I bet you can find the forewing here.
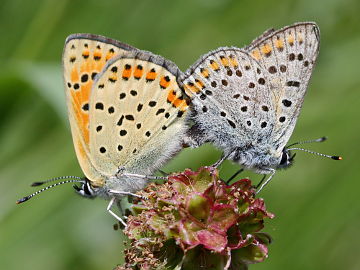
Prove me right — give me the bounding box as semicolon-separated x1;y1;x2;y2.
246;22;320;149
63;34;136;184
89;51;189;176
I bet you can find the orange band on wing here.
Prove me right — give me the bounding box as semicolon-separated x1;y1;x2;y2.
160;76;170;89
134;65;143;79
167;90;188;111
122;65;132;80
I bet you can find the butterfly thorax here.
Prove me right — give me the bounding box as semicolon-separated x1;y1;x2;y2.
231;145;283;174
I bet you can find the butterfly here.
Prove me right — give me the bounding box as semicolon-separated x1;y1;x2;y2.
17;34;189;224
182;22;340;192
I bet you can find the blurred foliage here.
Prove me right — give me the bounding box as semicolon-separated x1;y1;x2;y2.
0;0;359;269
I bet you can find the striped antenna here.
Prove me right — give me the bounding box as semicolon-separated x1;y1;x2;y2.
287;136;327;148
31;176;82;186
287;147;342;160
16;179;85;204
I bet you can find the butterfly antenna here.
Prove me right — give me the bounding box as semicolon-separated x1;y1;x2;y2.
286;147;342;160
31;176;82;186
16;179;85;204
287;136;327;148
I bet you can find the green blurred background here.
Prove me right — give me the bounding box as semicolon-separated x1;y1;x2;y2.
1;0;359;269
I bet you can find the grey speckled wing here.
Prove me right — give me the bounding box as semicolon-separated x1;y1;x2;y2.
182;22;320;173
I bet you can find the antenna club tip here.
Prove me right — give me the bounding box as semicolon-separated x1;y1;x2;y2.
332;156;342;160
31;182;44;187
16;197;29;204
320;136;327;142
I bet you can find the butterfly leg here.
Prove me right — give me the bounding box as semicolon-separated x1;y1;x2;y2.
107;197;127;227
255;169;276;194
255;174;267;189
108;189;144;198
122;172;167;181
212;148;238;168
226;168;245;185
116;166;167;181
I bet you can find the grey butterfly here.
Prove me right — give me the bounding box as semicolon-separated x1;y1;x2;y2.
182;22;339;192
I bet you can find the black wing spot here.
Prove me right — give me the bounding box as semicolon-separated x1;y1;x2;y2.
227;119;236;128
137;104;143;112
108;106;115;114
82;103;89;111
149;101;157;107
95;102;104;110
125;115;134;121
91;72;98;80
282;99;292;107
156;108;165;115
117;115;124;126
258;78;265;85
177;111;184;118
268;66;277;74
286;81;300;87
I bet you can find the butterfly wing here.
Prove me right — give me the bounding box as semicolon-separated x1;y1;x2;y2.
245;22;320;149
183;47;275;155
63;34;136;185
89;51;189;178
183;22;319;159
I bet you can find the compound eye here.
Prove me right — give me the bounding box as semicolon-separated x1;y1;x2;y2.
280;151;288;165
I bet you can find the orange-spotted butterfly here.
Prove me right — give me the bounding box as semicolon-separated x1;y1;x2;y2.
17;34;189;225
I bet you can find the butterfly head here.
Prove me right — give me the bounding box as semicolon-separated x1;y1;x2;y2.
73;178;97;198
276;148;295;169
